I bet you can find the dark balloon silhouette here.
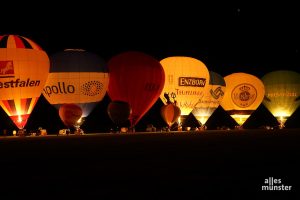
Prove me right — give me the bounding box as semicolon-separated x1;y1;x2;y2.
107;51;165;127
107;101;132;126
59;104;83;128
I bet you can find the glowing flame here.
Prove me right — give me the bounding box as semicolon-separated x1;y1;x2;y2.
17;115;22;123
178;116;181;125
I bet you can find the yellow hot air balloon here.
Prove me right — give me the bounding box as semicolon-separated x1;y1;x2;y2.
160;56;210;125
220;72;265;126
192;71;226;126
262;70;300;128
0;35;49;129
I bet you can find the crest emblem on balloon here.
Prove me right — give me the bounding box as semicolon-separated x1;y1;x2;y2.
220;72;265;127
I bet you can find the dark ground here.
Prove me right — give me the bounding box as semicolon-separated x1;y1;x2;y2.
0;129;299;199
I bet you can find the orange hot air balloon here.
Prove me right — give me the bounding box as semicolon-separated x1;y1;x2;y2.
0;35;50;129
59;104;83;128
107;51;165;128
220;72;265;126
160;104;181;128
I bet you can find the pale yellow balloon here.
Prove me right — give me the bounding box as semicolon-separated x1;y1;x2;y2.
160;56;210;119
220;72;265;126
192;71;226;125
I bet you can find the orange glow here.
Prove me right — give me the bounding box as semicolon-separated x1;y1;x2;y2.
160;57;210;116
0;35;49;129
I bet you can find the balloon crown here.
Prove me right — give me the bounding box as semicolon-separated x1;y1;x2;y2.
239;85;250;91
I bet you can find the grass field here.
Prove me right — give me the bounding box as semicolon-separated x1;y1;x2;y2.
1;129;299;199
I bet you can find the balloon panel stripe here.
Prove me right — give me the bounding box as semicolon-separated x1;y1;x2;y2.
7;100;17;115
28;97;38;114
20;98;32;114
0;101;11;116
24;37;42;50
18;36;33;49
13;35;26;48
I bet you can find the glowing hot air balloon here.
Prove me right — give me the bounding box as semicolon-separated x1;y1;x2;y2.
0;35;50;129
160;56;210;125
160;93;181;128
262;70;300;128
59;103;83;128
220;72;265;127
192;71;226;126
42;49;109;129
107;51;165;128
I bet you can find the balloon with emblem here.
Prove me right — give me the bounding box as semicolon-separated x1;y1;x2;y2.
107;51;165;128
159;56;210;124
42;49;109;128
0;35;50;129
220;72;265;126
59;103;83;128
262;70;300;129
192;71;226;126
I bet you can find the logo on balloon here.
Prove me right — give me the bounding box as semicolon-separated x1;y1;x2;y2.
210;87;224;99
0;60;14;78
43;82;75;97
179;77;206;87
232;84;257;108
81;81;103;96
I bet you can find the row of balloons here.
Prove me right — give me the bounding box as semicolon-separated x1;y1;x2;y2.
0;34;299;131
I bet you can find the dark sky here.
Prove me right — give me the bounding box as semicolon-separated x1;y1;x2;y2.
1;3;300;133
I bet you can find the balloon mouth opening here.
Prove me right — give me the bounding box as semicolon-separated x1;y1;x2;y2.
64;49;86;52
230;114;250;126
10;114;30;129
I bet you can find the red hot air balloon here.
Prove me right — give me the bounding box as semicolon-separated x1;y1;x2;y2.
107;51;165;127
59;103;83;128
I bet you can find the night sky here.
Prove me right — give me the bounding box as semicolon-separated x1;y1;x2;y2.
1;3;300;133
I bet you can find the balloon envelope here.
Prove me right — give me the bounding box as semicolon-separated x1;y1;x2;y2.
0;35;50;129
192;71;226;125
262;70;300;127
59;104;83;127
43;49;109;118
220;72;265;126
107;101;132;126
107;51;165;127
159;56;210;122
160;103;181;127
